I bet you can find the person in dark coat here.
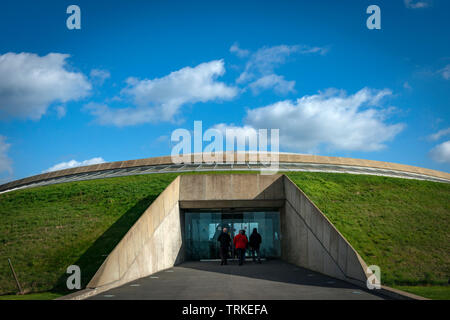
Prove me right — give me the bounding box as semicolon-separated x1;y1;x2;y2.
233;229;248;266
217;227;231;265
249;228;262;263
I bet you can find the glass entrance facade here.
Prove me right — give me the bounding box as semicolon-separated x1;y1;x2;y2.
184;210;281;260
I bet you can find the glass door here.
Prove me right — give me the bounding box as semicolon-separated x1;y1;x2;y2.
184;210;281;261
185;211;222;260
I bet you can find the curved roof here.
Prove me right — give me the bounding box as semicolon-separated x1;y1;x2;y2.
1;152;449;193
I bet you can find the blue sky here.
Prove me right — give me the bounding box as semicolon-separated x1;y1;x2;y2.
0;0;449;181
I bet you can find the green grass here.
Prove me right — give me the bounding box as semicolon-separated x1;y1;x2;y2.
0;173;179;296
393;285;450;300
0;292;62;300
287;173;450;286
287;172;450;299
0;171;448;299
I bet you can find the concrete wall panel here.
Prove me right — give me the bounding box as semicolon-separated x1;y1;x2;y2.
322;221;331;253
337;237;348;277
329;229;340;262
306;229;325;274
346;249;368;282
323;252;345;281
282;175;369;287
179;174;284;202
118;241;128;279
126;232;135;267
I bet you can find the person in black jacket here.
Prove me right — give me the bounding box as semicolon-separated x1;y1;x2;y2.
249;228;262;263
217;227;231;265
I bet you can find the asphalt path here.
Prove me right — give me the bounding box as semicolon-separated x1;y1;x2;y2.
89;259;387;300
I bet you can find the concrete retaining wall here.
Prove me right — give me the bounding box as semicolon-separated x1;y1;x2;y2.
179;173;285;203
86;173;371;293
87;176;182;289
281;175;369;287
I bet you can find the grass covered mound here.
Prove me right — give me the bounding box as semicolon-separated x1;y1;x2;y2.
0;171;448;299
287;172;450;288
0;173;178;295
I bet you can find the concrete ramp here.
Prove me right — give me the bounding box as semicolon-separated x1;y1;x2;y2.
86;174;373;295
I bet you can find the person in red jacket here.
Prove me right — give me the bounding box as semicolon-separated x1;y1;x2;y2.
233;229;248;266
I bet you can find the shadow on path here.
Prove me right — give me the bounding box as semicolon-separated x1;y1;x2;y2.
88;260;389;300
177;260;389;299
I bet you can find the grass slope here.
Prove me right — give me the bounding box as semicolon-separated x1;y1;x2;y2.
393;285;450;300
0;173;178;296
287;172;449;299
0;171;448;299
287;172;449;285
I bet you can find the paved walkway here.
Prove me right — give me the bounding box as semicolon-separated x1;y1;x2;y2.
89;260;387;300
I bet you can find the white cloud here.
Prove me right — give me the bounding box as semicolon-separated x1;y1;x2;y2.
404;0;431;9
248;74;295;95
428;127;450;141
230;43;250;58
0;136;12;176
238;44;327;82
212;124;259;151
90;69;111;85
214;88;404;153
0;52;91;120
438;64;450;80
213;123;258;138
86;60;238;126
429;140;450;164
43;157;105;173
235;44;327;94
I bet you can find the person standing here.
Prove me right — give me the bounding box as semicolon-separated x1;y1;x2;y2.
233;230;248;266
217;227;231;265
249;228;262;263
